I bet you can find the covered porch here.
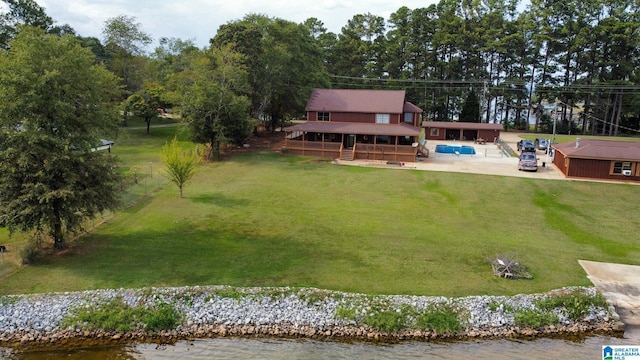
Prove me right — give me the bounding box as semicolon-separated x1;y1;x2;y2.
283;122;423;162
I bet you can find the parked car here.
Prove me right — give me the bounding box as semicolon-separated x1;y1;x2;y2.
518;151;538;172
534;138;549;152
517;140;536;152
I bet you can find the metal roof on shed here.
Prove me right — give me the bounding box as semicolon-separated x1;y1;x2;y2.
422;121;503;130
553;139;640;161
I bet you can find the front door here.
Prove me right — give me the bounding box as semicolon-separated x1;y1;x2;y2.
347;134;355;148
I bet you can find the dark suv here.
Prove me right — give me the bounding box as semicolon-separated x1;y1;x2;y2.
534;138;549;152
517;140;535;152
518;151;538;172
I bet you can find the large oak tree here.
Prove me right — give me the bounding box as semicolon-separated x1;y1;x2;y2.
212;15;329;128
171;44;251;161
0;27;122;249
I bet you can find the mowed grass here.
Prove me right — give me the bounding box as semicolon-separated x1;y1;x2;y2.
1;130;639;297
520;133;640;144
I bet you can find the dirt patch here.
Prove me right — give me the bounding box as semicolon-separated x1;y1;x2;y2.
225;129;286;156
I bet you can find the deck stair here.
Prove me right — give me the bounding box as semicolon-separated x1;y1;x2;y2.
340;149;354;161
417;141;429;158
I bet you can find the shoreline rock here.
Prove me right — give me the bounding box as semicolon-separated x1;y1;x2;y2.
0;285;625;352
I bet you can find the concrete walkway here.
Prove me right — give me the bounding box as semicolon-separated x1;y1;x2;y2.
579;260;640;326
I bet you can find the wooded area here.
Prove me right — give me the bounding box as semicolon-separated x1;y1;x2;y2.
3;0;638;137
310;0;640;135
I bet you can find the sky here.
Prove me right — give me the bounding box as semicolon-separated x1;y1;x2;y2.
33;0;440;50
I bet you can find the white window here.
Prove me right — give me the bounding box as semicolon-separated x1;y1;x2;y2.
404;113;413;123
611;161;634;175
375;114;390;124
318;112;330;121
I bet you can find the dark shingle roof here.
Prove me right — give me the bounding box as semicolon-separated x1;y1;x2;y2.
403;102;423;113
553;139;640;161
306;89;410;114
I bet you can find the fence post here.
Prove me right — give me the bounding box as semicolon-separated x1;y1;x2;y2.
1;252;6;276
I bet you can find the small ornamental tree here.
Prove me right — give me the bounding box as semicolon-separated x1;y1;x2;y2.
161;137;200;198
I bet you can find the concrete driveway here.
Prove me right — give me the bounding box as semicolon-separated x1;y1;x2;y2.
338;132;565;180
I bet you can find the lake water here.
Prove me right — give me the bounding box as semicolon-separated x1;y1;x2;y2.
4;327;640;360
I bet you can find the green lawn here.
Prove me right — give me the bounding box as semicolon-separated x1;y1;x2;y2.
1;129;639;297
519;133;640;144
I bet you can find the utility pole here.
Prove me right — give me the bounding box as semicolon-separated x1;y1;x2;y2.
552;103;558;145
543;104;559;169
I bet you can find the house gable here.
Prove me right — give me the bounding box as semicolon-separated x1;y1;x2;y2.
305;89;422;125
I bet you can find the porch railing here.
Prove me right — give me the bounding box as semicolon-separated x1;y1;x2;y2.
284;139;417;161
285;139;341;150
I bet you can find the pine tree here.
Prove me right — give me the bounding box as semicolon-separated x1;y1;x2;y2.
460;89;481;123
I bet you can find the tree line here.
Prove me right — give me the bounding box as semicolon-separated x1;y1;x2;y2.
4;0;639;137
311;0;639;136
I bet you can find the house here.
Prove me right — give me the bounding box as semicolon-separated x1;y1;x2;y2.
552;139;640;182
283;89;423;162
422;121;502;142
92;139;115;152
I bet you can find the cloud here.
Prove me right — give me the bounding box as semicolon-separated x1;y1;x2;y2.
35;0;438;49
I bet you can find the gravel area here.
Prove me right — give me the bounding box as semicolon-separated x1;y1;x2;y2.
0;285;623;350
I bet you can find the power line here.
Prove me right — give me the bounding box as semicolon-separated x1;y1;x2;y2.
555;100;640;134
585;113;640;134
329;74;640;93
329;82;640;100
330;74;487;84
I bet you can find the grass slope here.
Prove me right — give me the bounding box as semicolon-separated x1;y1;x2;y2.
1;130;639;297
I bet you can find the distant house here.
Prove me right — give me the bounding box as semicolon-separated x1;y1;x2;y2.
284;89;423;162
422;121;502;142
92;139;114;152
552;139;640;182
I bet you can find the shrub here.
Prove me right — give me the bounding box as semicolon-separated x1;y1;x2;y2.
363;309;407;332
338;303;464;333
535;290;608;320
487;300;514;313
335;305;357;322
20;242;42;265
62;297;183;332
514;309;558;327
143;302;183;331
20;232;47;264
63;297;140;332
414;304;464;333
297;288;333;305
